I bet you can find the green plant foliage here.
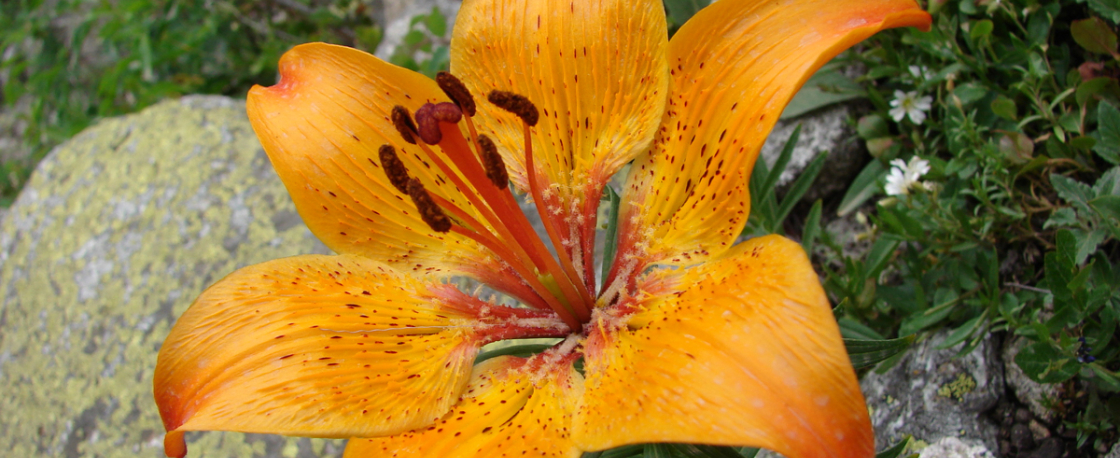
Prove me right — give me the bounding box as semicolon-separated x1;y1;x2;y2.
798;0;1120;446
0;0;383;206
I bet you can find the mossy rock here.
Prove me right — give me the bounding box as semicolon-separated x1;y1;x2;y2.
0;96;344;457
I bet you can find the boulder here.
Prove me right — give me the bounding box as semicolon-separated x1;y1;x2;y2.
0;96;338;457
862;330;1005;452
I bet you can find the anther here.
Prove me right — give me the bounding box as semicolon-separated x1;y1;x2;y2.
413;104;442;145
406;178;452;233
436;72;476;116
391;106;418;145
378;145;411;194
487;91;539;126
477;134;508;190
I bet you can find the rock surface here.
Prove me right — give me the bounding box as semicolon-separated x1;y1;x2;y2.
0;96;337;457
919;437;997;458
862;330;1005;452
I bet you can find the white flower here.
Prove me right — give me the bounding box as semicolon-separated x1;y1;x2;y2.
889;90;933;124
908;65;930;80
884;156;931;196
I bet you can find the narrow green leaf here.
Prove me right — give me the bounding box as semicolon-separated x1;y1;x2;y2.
475;339;561;363
593;445;646;458
668;444;746;458
839;317;887;340
664;0;711;27
801;199;823;254
774;150;826;229
760;125;802;204
782;69;865;119
937;313;987;350
601;185;622;283
838;160;886;216
876;437;912;458
845;335;916;369
644;443;677;458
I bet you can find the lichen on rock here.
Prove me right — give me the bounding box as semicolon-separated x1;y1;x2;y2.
0;96;339;457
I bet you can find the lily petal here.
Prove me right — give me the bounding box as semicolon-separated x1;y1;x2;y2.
155;254;567;457
248;43;492;275
451;0;669;280
575;236;872;458
344;354;584;458
614;0;931;270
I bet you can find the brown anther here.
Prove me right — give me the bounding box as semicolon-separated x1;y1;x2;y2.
406;178;452;233
413;103;442;145
487;91;539;126
378;145;411;194
477;134;508;190
391;106;418;145
436;72;476;116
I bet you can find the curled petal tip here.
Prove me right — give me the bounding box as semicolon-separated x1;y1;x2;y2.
164;430;187;458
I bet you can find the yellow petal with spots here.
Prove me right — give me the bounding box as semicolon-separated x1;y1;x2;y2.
344;354;584;458
450;0;669;278
155;254;567;457
575;236;872;458
615;0;931;268
248;43;491;275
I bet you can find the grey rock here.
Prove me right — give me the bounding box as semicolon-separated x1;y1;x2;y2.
0;96;336;457
374;0;459;60
760;104;864;202
862;330;1004;452
1104;441;1120;458
1004;336;1062;423
918;437;996;458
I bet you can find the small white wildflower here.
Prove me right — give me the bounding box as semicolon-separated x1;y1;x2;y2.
889;90;933;125
908;65;930;80
884;156;931;196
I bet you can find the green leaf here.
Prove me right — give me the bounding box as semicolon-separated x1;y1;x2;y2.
876;437;912;458
475;338;561;363
1015;341;1080;384
845;335;916;369
601;185;622;283
839;317;886;340
1051;174;1095;213
667;444;746;458
953;82;988;106
1076;228;1108;265
1093;102;1120;164
760;125;802;204
1071;17;1118;56
937;313;986;349
1088;0;1120;23
802;199;822;254
838;160;886;216
970;19;994;40
991;96;1018;121
644;443;677;458
664;0;711;28
591;445;645;458
1043;207;1078;229
782;68;865;119
774;150;826;229
1089;364;1120;392
1093;166;1120;196
424;6;447;37
1077;77;1120;108
1091;195;1120;223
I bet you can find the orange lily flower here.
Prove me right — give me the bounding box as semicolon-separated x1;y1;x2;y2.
153;0;930;457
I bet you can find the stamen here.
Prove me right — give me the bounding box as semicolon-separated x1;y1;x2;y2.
390;106;419;145
436;72;476;116
406;178;452;233
487;91;539;126
476;134;508;190
413;104;442;144
378;144;411;194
